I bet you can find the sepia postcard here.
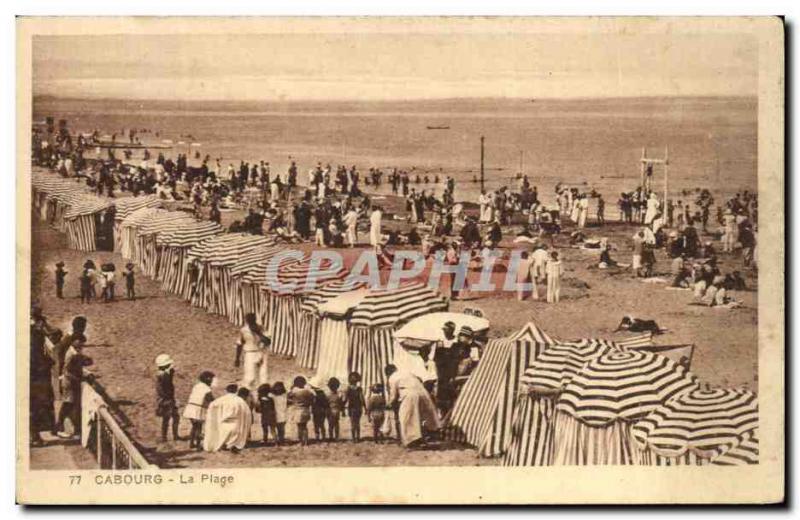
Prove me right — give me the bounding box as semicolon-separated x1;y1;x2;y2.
16;16;784;505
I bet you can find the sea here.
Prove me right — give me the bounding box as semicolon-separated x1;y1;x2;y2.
32;96;757;206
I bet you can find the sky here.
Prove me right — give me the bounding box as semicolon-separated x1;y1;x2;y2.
32;32;758;101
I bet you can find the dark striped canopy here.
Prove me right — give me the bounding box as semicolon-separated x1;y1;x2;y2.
156;220;225;248
228;244;287;282
112;195;162;221
632;387;758;459
63;196;112;219
347;283;448;328
186;233;274;266
300;279;368;314
272;255;348;295
556;350;698;427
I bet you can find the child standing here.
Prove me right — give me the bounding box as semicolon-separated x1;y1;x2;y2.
367;384;387;443
310;379;330;442
326;378;344;441
79;264;93;304
287;376;314;446
155;354;180;442
183;370;215;450
55;261;67;299
344;372;366;443
271;381;287;445
546;251;563;303
122;263;136;300
257;383;277;445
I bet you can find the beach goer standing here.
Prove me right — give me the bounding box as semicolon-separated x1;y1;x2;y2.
56;334;92;439
234;313;270;390
545;251;563;303
344;372;366;443
122;263;136;300
30;306;57;444
155;354;180;442
369;206;383;250
578;195;589;228
55;261;67;299
531;245;549;284
310;378;329;442
515;251;534;301
367;384;387;443
343;207;359;248
325;378;344;441
257;383;277;445
272;381;288;444
722;209;738;253
287;376;314;446
632;231;645;277
183;370;215;450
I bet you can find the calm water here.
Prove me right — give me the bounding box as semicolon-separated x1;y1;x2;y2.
33;96;757;205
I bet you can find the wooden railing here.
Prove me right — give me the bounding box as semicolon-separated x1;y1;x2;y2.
82;382;156;470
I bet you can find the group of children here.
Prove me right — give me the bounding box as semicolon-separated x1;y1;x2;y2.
54;260;136;303
176;369;392;452
259;372;389;446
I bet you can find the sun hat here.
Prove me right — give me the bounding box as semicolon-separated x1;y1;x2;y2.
155;353;174;368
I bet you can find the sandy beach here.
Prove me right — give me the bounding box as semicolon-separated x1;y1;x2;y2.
29;176;757;469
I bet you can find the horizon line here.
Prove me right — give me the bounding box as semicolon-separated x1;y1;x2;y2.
32;93;758;105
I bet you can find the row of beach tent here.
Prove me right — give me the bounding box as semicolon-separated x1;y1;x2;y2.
32;168;758;465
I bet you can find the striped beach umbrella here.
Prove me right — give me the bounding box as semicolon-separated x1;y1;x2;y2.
348;283;448;329
632;387;758;464
710;429;759;466
503;338;626;467
552;350;698;465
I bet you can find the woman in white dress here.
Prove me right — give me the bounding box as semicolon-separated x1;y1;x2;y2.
234;313;270;390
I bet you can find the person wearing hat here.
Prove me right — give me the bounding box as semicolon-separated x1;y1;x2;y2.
154;354;180;442
54;261;67;299
433;322;462;416
122;263;136;300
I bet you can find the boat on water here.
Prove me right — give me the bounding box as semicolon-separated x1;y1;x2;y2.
91;141;173;150
426;125;450;130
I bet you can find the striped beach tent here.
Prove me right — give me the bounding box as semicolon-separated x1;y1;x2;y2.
227;244;287;326
632;387;758;466
447;320;556;457
314;283;448;392
186;233;274;316
112;195;162;252
63;196;113;251
553;350;698;465
264;256;349;358
119;207;168;261
136;212;197;278
156;220;225;298
502;335;652;467
295;279;366;369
